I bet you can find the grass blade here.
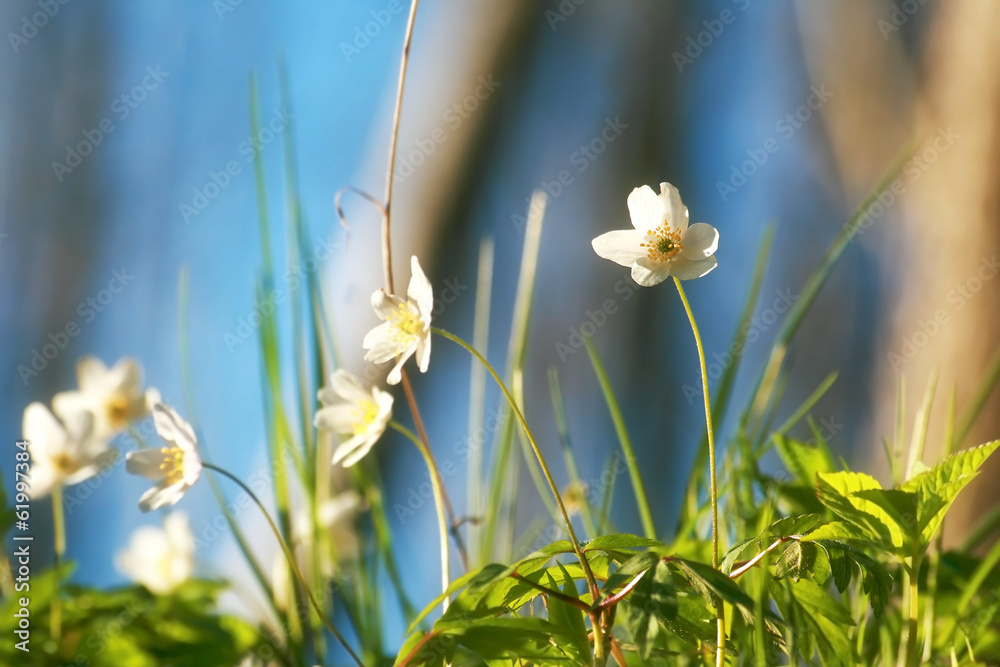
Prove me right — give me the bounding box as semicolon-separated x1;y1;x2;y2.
467;237;494;564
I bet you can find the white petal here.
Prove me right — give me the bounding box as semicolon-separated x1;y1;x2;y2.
152;404;197;452
631;259;671;287
371;289;403;320
164;512;194;554
126;448;169;479
314;404;360;433
669;255;718;281
319;493;361;527
331;433;374;467
680;223;718;259
23;403;66;458
51;391;90;425
363;338;404;366
181;451;202;485
627;185;666;231
658;182;689;233
329;370;369;404
138;480;188;512
65;449;118;485
109;357;142;396
591;230;645;267
415;333;431;373
76;356;110;392
27;463;60;499
407;256;434;318
386;350;414;385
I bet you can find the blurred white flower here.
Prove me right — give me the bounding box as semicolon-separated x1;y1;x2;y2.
592;182;719;286
52;356;155;440
125;403;202;512
116;512;194;595
362;256;433;385
23;402;116;499
315;370;393;467
275;492;364;609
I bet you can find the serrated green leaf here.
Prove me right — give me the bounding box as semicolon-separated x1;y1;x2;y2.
624;559;677;659
774;541;831;584
674;559;754;611
815;472;907;550
407;563;513;635
775;436;836;487
433;616;587;663
788;579;852;625
902;440;1000;546
768;514;822;538
721;537;759;576
812;540;893;617
542;564;590;660
582;534;666;552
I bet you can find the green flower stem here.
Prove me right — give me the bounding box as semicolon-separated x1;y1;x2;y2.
672;277;724;667
904;554;922;667
389;420;451;610
202;463;362;667
432;326;605;662
51;487;64;641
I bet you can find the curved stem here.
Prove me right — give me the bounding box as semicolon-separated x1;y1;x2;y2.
672;278;725;666
381;0;421;294
431;329;600;604
389;420;451;609
51;487;64;640
202;463;362;667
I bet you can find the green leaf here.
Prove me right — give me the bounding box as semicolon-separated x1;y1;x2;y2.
787;579;852;626
624;558;677;660
773;541;831;584
433;616;587;664
812;540;893;617
721;537;759;576
674;559;754;611
582;533;666;552
407;564;512;635
767;514;822;539
542;564;590;660
901;440;1000;546
815;472;907;550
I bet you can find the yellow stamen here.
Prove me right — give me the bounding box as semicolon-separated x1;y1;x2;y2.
387;303;422;345
640;221;683;263
352;399;380;436
158;446;186;485
106;394;132;430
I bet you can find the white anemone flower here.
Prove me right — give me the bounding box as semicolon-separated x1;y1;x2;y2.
314;370;393;467
125;403;202;512
23;402;116;499
362;256;433;385
116;512;194;595
52;356;154;440
592;182;719;286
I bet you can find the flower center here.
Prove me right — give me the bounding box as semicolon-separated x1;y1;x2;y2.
159;446;186;485
640;223;683;263
387;303;422;344
106;394;131;430
53;452;77;474
352;399;380;436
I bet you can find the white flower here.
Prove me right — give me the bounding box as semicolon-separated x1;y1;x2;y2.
116;512;194;595
22;402;116;499
125;403;202;512
314;370;393;467
52;356;154;440
362;256;433;385
592;182;719;286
